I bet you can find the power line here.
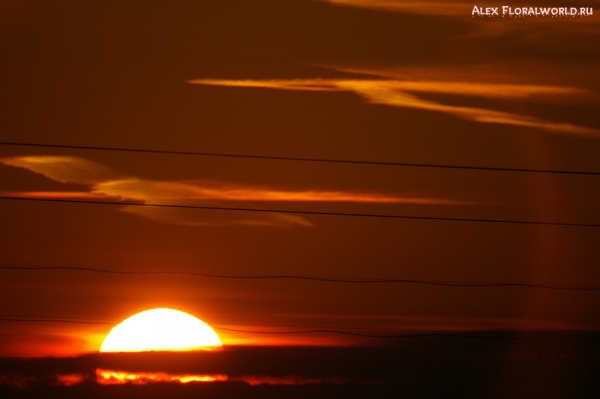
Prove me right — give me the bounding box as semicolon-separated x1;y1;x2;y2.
0;316;597;344
1;196;599;228
0;316;600;344
0;140;598;176
2;264;600;291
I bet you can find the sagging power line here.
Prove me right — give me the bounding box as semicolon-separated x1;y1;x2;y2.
1;140;599;176
1;195;599;228
0;316;598;344
2;263;600;291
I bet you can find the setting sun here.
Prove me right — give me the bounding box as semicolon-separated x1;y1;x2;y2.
99;308;222;352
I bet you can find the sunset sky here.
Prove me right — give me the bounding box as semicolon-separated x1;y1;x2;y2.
1;1;599;393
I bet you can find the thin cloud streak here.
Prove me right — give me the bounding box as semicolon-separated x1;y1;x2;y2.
97;370;227;385
335;63;600;91
1;155;122;184
193;78;587;99
332;71;590;100
94;179;468;205
189;78;600;137
0;156;471;227
0;370;362;388
0;191;115;200
1;188;466;206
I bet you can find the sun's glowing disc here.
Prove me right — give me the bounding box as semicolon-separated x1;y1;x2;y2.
99;308;222;352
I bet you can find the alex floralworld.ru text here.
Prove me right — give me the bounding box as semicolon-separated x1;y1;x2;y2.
472;6;593;17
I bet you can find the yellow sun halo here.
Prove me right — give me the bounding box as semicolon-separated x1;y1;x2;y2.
99;308;222;352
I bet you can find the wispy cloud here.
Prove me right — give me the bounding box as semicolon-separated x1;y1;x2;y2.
192;77;586;99
0;156;469;227
97;369;227;385
0;369;366;389
94;178;461;205
96;369;353;386
1;156;122;185
189;77;599;137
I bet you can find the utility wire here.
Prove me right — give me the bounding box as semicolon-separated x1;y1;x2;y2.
1;316;597;344
0;140;598;176
1;196;599;228
2;264;600;291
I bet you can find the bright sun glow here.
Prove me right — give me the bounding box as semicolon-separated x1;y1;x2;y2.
99;308;222;352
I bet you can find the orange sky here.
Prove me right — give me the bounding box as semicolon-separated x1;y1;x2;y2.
0;0;599;357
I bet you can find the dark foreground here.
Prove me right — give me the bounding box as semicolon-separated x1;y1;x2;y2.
1;332;600;398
